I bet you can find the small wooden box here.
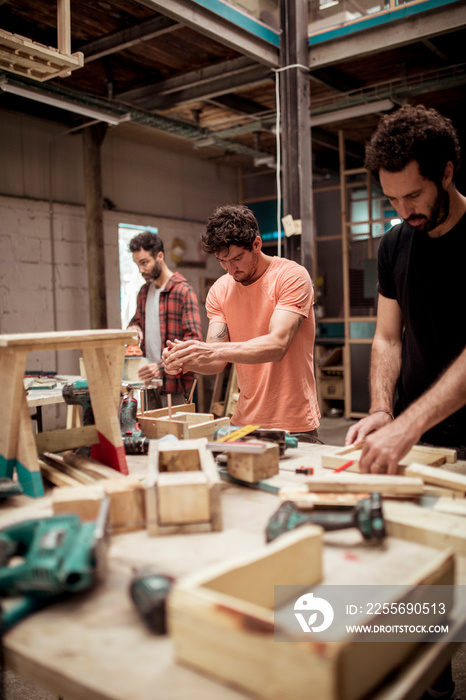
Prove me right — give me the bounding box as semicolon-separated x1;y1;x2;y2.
169;529;454;700
227;442;279;482
145;438;223;535
138;404;230;440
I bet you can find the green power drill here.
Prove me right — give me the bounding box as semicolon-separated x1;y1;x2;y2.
266;494;386;544
0;498;109;630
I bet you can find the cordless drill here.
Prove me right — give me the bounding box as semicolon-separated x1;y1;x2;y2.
120;393;150;455
62;379;94;425
63;381;149;455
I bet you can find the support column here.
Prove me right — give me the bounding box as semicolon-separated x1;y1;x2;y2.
83;123;108;329
279;0;314;272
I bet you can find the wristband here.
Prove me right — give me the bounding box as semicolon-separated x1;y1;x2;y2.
369;408;394;421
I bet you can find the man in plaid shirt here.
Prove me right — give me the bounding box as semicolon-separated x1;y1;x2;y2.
127;231;202;407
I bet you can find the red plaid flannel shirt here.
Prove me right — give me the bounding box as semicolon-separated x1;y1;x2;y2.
128;272;202;396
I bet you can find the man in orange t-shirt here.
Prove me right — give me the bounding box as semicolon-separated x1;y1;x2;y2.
162;204;320;436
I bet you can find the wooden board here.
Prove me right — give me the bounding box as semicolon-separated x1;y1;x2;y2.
384;499;466;555
321;443;457;473
405;463;466;494
279;472;425;496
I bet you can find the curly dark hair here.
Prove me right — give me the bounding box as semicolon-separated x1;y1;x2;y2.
365;105;461;184
201;204;260;255
128;231;164;257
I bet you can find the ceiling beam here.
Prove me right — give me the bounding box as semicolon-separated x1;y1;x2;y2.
309;3;465;70
136;0;279;67
118;56;271;108
80;15;179;62
207;93;266;115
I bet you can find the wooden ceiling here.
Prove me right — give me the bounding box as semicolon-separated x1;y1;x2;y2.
1;0;466;179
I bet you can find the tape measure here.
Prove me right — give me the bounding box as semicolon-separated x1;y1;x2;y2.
215;424;261;443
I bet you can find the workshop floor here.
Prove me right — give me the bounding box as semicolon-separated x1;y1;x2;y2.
3;416;466;699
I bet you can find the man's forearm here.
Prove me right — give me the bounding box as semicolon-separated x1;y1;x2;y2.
369;336;402;413
175;337;285;376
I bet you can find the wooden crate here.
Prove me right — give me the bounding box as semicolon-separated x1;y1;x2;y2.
145;438;223;535
169;527;454;700
138;404;229;440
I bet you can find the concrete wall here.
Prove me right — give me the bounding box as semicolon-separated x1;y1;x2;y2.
0;109;237;425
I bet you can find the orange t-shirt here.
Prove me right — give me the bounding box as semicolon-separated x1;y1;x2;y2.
206;256;320;432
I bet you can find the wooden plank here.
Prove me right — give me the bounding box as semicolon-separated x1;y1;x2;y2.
405;463;466;493
39;460;82;488
321;444;457;472
82;345;128;474
57;0;71;55
59;452;126;481
0;348;27;469
187;417;230;440
0;330;137;351
384;499;466;555
40;452;99;486
36;425;99;453
281;473;424;495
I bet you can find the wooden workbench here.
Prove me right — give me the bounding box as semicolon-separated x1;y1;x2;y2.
1;443;465;700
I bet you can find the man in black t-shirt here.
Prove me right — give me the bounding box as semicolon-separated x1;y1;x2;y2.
346;105;466;474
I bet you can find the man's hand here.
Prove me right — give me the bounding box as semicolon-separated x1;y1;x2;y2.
163;338;222;374
356;415;422;474
345;412;392;446
138;361;161;383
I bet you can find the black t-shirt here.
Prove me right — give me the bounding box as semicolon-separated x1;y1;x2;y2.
377;213;466;446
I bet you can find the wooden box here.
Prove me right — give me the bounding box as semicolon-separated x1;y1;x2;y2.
227;442;279;482
145;438;223;535
138;404;230;440
169;527;455;700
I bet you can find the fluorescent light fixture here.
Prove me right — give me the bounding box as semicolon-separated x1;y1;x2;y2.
390;218;402;226
194;136;217;148
254;155;276;168
310;99;395;127
0;78;128;125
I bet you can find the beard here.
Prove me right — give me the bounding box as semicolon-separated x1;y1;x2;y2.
236;249;260;285
146;261;162;281
407;186;450;233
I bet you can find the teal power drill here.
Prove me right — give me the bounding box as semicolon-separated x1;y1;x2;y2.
0;499;109;630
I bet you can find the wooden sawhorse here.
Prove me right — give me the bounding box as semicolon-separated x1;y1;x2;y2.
0;330;137;497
